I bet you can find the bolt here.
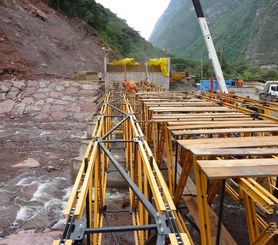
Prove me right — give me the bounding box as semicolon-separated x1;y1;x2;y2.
158;220;162;226
79;223;83;231
160;228;164;234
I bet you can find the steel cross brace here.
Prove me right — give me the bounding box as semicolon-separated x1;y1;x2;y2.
99;142;170;243
105;102;129;116
69;218;158;242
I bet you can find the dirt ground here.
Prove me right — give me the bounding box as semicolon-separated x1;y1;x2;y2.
0;0;107;81
0;27;37;81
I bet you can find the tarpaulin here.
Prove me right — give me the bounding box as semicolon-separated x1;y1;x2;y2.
199;80;233;90
108;58;140;65
146;58;169;77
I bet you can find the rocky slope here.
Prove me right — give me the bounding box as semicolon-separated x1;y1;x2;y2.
149;0;278;66
0;0;106;80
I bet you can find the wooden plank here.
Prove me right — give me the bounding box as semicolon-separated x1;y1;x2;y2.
180;233;192;244
140;98;202;102
178;136;278;146
152;113;248;119
183;196;237;245
198;158;278;178
202;165;278;179
168;120;274;126
137;94;187;98
152;117;253;123
149;107;235;112
190;147;278;156
168;123;277;131
168;234;179;244
172;126;278;136
144;102;215;107
178;136;278;150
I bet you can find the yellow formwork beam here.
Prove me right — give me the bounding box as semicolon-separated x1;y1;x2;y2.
194;157;212;245
198;91;278;122
252;222;278;245
138;89;278;245
236;178;277;214
55;87;192;245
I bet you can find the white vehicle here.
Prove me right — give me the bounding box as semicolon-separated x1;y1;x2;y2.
259;81;278;101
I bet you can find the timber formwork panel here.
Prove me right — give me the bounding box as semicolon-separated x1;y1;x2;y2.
137;90;278;244
55;88;278;245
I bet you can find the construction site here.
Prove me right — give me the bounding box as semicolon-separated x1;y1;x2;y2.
46;72;277;245
51;1;278;243
0;0;277;245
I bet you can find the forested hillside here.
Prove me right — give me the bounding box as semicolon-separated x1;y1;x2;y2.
43;0;165;63
149;0;278;67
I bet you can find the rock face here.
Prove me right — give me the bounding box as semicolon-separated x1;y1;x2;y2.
0;0;106;80
0;79;104;121
1;230;61;245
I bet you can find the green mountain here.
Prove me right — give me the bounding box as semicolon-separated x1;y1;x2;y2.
149;0;278;66
43;0;166;63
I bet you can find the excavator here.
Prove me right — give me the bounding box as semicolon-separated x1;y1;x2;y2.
192;0;228;93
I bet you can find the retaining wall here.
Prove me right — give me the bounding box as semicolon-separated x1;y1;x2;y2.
0;80;104;121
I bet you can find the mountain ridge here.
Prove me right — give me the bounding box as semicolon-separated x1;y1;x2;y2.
149;0;278;67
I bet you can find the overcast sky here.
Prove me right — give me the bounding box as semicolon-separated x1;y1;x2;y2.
95;0;171;40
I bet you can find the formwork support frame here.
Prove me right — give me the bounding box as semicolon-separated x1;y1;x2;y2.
54;88;191;245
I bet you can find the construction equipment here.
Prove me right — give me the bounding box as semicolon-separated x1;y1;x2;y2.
192;0;228;93
259;81;278;102
171;72;189;81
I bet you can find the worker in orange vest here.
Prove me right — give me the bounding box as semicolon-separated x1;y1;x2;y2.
237;79;244;87
123;80;137;92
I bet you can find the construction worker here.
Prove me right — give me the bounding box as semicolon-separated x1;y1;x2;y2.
123;80;137;92
237;79;244;87
139;78;149;86
98;72;102;81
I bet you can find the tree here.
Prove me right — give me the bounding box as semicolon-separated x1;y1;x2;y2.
242;71;256;80
259;69;278;80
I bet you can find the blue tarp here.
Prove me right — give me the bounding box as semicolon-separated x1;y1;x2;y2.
199;80;233;90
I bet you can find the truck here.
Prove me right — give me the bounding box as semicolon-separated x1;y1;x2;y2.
259;81;278;102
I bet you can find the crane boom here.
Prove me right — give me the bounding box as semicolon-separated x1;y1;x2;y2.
192;0;228;93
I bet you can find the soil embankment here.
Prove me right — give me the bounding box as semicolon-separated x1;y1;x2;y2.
0;0;105;81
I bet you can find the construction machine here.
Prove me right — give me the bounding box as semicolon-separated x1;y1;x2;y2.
259;81;278;102
192;0;228;93
171;71;189;81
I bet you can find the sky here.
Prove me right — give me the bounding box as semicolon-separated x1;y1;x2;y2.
95;0;171;40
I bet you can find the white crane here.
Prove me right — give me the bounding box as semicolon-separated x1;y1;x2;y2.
192;0;228;93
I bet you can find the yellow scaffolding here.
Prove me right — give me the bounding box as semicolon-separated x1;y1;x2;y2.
54;88;278;245
54;84;191;245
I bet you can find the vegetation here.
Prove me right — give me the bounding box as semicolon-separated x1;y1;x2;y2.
189;58;278;82
43;0;278;82
150;0;278;66
43;0;166;62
